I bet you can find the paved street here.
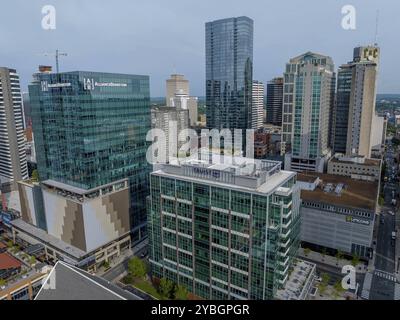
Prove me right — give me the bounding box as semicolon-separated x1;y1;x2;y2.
369;140;399;300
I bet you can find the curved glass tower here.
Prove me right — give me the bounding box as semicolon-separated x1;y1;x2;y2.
205;16;253;132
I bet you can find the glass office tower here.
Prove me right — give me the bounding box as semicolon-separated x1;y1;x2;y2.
148;159;300;300
332;64;353;154
205;16;253;132
28;71;151;241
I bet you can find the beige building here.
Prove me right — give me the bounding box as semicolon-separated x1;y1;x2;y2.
327;155;381;182
0;67;28;192
151;106;189;162
169;89;198;127
166;74;198;126
251;80;264;130
346;46;380;158
166;74;189;106
13;179;132;270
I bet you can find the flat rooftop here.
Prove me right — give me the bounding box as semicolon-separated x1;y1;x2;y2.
154;156;295;195
298;172;378;210
35;261;140;300
330;156;381;166
276;259;316;300
10;219;86;260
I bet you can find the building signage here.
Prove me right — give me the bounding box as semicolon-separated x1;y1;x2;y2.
41;81;72;91
83;78;127;90
192;167;221;179
346;215;370;226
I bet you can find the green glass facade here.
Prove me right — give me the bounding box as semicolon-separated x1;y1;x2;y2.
28;71;151;239
148;163;300;300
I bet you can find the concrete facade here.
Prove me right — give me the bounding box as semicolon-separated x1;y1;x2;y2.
0;67;28;191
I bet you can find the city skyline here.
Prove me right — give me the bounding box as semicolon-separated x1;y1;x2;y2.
0;0;398;96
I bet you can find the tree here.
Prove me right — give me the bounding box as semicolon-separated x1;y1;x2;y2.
128;257;147;279
31;169;39;182
351;254;360;267
174;284;188;300
29;256;36;265
378;196;385;206
335;250;344;265
304;248;311;257
103;260;110;269
0;279;6;287
159;277;174;299
321;273;330;286
6;240;13;248
333;280;345;299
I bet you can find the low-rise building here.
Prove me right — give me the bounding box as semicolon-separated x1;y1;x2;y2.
327;155;381;182
298;172;378;260
0;251;22;279
0;270;49;300
13;179;132;271
35;261;140;300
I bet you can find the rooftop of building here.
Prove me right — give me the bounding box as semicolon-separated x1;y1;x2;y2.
153;155;295;195
35;261;140;300
329;155;381;166
276;259;316;300
40;178;128;203
10;219;86;260
298;172;378;210
0;252;22;270
0;270;48;299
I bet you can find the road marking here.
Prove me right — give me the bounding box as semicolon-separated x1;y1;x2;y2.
375;253;395;264
361;272;373;300
374;269;397;282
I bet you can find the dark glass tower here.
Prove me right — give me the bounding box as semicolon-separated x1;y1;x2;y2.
28;71;151;241
332;64;352;154
266;77;283;126
205;16;253;132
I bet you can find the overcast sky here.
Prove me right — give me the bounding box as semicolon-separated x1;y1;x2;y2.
0;0;398;96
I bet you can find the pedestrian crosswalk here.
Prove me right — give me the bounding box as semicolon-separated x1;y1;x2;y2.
374;269;397;282
361;272;373;300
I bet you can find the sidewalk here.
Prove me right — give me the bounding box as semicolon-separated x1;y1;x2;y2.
298;248;367;273
96;238;148;277
395;211;400;282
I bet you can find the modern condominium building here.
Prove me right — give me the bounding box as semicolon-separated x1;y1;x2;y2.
281;52;336;173
266;77;283;126
28;71;151;241
205;16;253;132
147;157;300;300
251;81;264;130
0;67;28;192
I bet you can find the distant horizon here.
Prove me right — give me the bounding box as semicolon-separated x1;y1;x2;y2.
1;0;399;96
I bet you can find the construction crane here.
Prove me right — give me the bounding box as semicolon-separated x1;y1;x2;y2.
42;49;68;73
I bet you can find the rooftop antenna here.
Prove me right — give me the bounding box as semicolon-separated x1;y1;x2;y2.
374;9;379;46
42;49;68;73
